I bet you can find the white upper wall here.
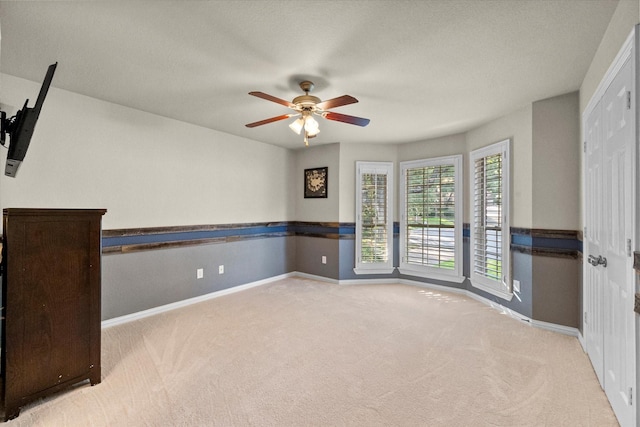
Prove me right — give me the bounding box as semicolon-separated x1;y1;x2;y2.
0;73;295;230
466;104;533;227
338;143;399;223
532;92;580;230
397;133;467;163
294;143;340;222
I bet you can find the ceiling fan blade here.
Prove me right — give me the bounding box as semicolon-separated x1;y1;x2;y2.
245;114;295;128
249;91;295;108
323;111;370;127
316;95;358;110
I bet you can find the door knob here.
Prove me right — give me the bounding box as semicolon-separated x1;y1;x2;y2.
588;254;607;267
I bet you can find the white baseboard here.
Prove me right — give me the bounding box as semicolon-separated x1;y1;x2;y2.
530;318;579;338
294;272;340;284
464;289;580;337
285;273;579;337
578;332;587;351
101;272;296;329
102;271;579;338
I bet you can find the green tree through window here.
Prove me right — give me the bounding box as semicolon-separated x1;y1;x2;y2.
361;173;388;263
470;139;511;299
405;164;456;269
400;155;463;282
355;161;394;275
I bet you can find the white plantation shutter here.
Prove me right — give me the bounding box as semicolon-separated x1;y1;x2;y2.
355;162;394;274
399;155;463;282
360;172;388;263
470;140;511;299
473;154;502;280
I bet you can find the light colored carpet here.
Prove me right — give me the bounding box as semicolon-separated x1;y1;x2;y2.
8;277;617;426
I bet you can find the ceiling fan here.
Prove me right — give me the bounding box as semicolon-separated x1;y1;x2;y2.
245;81;370;146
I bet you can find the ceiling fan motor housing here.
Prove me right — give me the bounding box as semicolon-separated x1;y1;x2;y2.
292;94;321;110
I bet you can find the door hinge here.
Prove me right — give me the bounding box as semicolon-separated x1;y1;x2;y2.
584;311;587;325
583;141;587;153
583;227;587;239
627;91;632;110
627;239;632;257
630;387;633;406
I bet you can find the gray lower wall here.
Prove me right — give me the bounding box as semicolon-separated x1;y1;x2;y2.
465;250;534;320
294;236;340;280
102;236;296;320
531;256;580;327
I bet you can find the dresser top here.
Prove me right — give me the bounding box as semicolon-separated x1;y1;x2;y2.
3;208;106;216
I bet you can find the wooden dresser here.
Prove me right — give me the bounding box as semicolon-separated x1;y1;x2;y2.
0;208;106;421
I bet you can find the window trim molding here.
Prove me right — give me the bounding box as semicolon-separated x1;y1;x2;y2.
354;161;395;275
469;139;512;301
399;154;464;283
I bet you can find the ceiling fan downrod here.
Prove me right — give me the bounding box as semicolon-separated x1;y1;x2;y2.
292;81;321;110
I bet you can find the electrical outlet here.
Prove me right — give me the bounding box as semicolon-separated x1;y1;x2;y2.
218;265;224;275
321;256;327;264
197;268;204;279
513;279;520;293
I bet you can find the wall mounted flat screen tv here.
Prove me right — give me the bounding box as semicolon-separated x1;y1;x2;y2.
1;62;57;177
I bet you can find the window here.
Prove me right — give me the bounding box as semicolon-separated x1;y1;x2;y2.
470;139;511;300
399;155;463;282
354;162;394;274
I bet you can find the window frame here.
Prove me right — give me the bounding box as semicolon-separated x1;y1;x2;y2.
354;161;395;275
398;155;464;282
469;139;512;300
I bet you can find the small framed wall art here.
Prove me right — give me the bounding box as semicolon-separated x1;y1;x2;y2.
304;167;328;198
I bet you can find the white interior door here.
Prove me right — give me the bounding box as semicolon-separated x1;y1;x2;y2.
601;56;635;427
585;100;604;386
585;56;636;427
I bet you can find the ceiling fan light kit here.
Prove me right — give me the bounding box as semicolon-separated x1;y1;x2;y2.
246;80;370;146
288;117;304;134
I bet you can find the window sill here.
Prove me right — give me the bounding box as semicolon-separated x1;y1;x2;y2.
398;268;465;283
353;267;396;275
470;279;514;301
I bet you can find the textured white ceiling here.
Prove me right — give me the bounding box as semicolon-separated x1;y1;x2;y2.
0;0;618;149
